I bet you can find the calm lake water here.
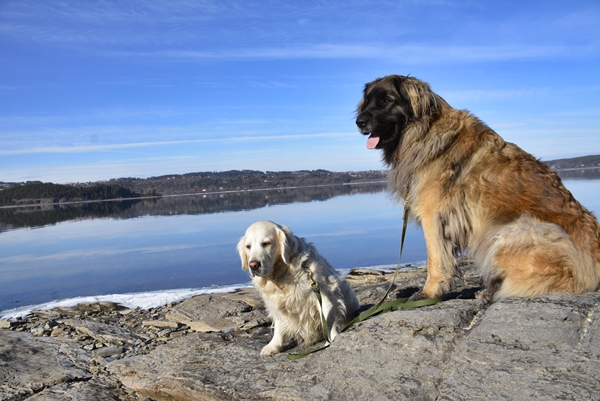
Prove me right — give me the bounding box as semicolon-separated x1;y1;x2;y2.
1;177;599;315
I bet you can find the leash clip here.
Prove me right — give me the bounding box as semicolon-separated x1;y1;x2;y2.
305;266;319;292
301;259;319;291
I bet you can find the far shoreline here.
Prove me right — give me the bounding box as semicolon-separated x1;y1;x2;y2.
0;179;387;210
3;166;600;210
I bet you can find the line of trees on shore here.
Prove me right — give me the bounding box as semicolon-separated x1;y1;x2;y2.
0;170;388;205
544;154;600;170
107;169;388;197
0;183;140;206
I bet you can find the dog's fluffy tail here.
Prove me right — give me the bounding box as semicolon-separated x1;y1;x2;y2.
479;214;600;300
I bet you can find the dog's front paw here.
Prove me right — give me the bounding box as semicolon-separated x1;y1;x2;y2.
328;327;340;343
408;291;434;302
260;343;282;357
476;288;495;305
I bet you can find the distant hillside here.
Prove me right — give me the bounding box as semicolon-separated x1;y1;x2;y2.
0;183;140;206
0;170;387;206
544;154;600;170
107;169;388;196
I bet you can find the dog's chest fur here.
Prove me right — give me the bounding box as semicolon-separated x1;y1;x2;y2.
253;268;317;316
253;265;322;344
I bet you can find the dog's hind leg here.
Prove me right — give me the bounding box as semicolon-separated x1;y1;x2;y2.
481;215;589;300
319;290;342;342
322;294;340;341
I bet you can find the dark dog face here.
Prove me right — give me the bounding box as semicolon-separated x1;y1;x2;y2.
356;75;439;164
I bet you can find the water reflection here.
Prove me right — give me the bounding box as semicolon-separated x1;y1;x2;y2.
0;182;386;232
556;168;600;181
0;200;141;232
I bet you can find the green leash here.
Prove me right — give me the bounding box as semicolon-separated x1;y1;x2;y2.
288;197;442;361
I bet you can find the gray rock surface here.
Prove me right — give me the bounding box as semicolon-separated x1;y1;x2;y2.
165;288;268;332
438;295;600;401
0;330;91;399
1;265;599;401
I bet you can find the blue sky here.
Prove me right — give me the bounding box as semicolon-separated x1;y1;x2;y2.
1;0;599;184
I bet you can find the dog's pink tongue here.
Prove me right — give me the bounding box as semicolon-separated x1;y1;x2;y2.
366;136;380;150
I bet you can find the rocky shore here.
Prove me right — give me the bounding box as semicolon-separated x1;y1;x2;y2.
1;263;599;401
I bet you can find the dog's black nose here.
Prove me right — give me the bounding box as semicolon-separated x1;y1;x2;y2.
356;114;369;130
249;260;261;270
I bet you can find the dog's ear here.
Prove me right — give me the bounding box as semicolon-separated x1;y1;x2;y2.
357;98;365;114
392;76;438;121
277;225;297;265
356;82;372;114
236;236;249;270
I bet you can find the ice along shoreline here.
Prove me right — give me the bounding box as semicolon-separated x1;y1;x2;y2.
0;262;425;320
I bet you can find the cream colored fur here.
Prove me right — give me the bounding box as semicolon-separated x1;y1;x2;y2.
237;220;359;356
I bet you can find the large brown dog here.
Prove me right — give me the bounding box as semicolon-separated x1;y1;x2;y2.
356;75;600;301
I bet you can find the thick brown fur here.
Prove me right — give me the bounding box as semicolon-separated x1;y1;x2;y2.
356;75;600;301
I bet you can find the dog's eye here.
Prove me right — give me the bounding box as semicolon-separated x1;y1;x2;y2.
382;97;393;104
245;245;251;250
261;242;271;248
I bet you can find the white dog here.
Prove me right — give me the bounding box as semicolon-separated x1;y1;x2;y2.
237;220;359;356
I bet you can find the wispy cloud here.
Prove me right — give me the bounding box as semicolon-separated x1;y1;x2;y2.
443;84;600;103
0;132;350;155
443;88;551;102
0;1;232;45
0;138;382;183
118;43;595;64
4;1;598;64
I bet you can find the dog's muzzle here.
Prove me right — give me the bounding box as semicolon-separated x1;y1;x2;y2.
249;260;262;276
355;113;372;134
